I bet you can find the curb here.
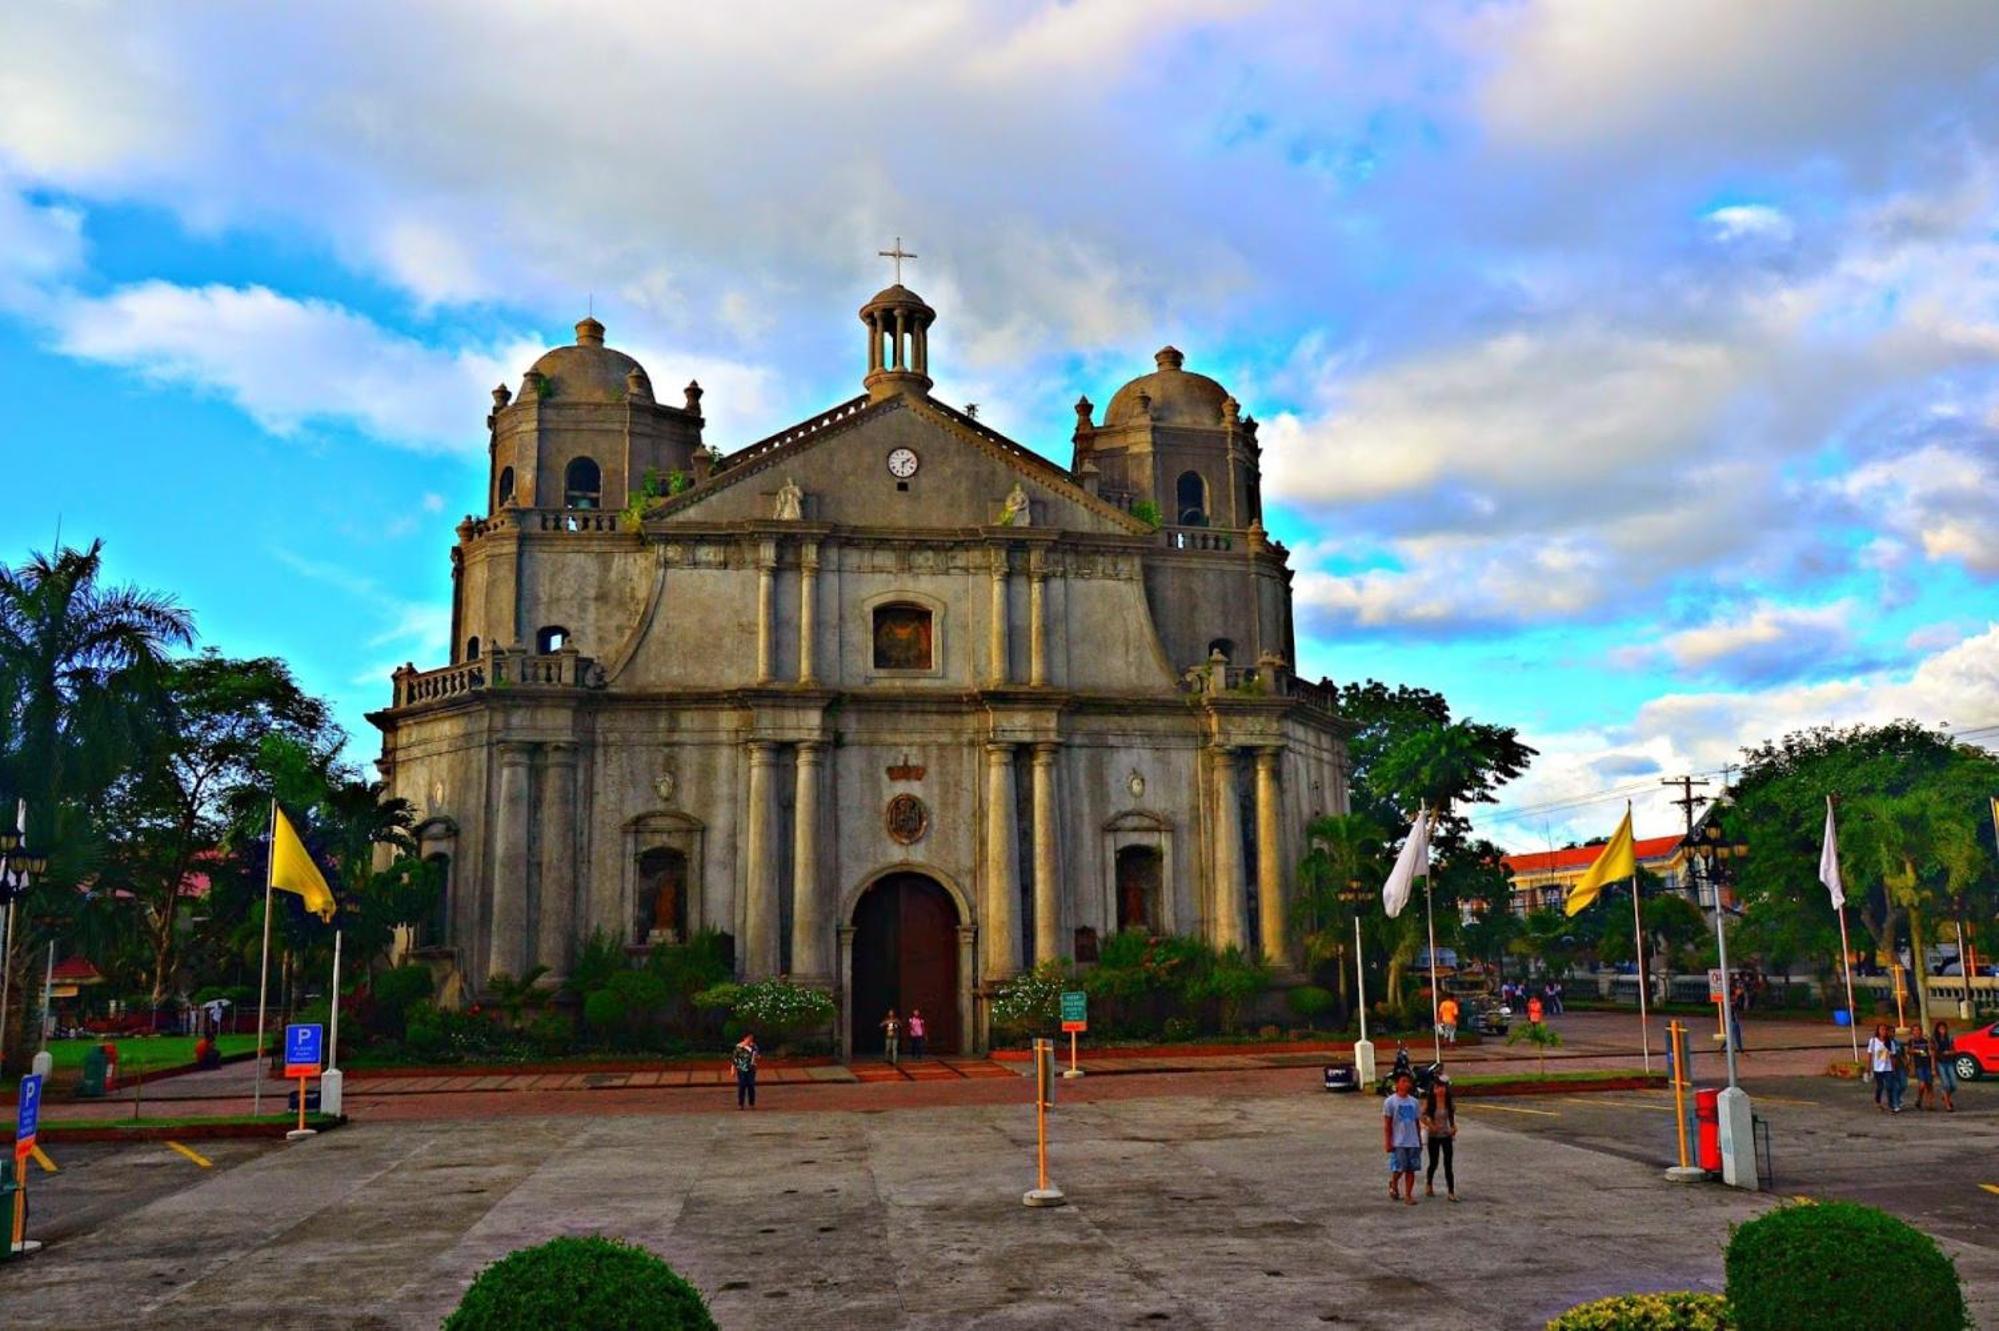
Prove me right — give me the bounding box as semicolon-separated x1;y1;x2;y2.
8;1115;348;1146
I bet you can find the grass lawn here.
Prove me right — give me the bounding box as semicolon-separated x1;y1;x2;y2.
42;1034;259;1075
35;1112;342;1132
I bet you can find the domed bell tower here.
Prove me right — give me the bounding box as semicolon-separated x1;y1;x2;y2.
860;284;935;402
1071;346;1262;531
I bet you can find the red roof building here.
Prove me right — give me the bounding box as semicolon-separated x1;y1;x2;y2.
1500;833;1690;915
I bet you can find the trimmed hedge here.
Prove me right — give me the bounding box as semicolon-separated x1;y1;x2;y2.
1725;1201;1966;1331
1548;1292;1731;1330
442;1236;716;1331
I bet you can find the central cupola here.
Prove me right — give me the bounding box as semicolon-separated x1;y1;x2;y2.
860;282;935;402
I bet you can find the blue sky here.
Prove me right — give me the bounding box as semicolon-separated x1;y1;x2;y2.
3;2;1997;848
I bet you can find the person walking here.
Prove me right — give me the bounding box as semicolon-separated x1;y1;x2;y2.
1526;993;1544;1026
880;1008;901;1066
1421;1074;1459;1201
907;1008;927;1060
1437;995;1460;1046
1909;1026;1936;1110
1867;1022;1895;1111
1383;1071;1423;1204
1932;1019;1958;1112
732;1032;760;1110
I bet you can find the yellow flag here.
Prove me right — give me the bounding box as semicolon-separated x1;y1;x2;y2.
1565;807;1637;917
271;805;336;922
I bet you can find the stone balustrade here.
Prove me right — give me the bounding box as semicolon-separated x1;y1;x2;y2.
390;647;604;709
1178;654;1340;716
1164;526;1235;551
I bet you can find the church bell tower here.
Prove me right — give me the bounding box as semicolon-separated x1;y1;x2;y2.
860;239;935;402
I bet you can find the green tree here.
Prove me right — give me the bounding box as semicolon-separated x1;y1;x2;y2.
1289;812;1385;1019
0;540;193;1069
99;652;336;1009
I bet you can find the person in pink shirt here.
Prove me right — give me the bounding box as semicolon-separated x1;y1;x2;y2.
907;1008;928;1059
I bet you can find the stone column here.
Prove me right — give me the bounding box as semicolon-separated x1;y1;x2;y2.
1210;745;1248;952
982;742;1022;980
1254;747;1287;967
743;740;782;978
957;923;979;1054
836;924;856;1060
1028;569;1048;687
791;740;829;982
534;741;578;979
988;548;1010;686
489;740;534;981
1031;742;1062;966
797;541;819;685
893;309;907;368
755;543;776;684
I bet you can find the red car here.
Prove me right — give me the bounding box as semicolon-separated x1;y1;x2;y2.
1947;1020;1999;1082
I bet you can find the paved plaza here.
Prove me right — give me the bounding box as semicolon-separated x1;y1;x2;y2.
6;1014;1996;1329
9;1077;1994;1329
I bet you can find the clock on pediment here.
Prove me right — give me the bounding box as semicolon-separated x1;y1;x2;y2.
886;447;919;479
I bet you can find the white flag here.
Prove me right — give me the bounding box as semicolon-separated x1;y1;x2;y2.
1818;796;1844;911
1381;808;1432;919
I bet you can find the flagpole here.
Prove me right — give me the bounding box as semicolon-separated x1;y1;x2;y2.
253;798;276;1117
1631;868;1651;1073
1835;906;1862;1064
328;927;343;1070
1354;915;1368;1044
1422;808;1442;1066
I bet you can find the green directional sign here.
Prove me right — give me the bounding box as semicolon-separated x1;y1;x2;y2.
1060;991;1087;1031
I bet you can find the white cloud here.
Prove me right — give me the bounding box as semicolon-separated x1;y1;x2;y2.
1705;205;1794;245
1625;600;1857;683
1840;443;1999;575
1474;1;1999;172
36;279;777;454
1485;623;1999;849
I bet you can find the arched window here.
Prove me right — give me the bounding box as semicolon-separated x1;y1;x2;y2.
1207;637;1235;663
496;466;515;508
564;456;602;509
536;625;570;653
636;846;689;944
422;852;451;949
1115;845;1163;934
464;636;481;661
1176;470;1208;526
872;602;934;671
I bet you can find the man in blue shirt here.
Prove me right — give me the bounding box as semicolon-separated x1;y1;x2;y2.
1382;1071;1423;1204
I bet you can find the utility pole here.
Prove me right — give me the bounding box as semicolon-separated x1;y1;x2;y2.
1662;775;1712;905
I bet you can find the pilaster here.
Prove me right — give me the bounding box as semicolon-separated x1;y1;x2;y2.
982;741;1022;980
490;740;534;981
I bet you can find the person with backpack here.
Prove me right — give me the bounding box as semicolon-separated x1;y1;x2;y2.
732;1032;760;1110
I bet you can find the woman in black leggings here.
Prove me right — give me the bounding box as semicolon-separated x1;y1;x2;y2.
1421;1078;1458;1201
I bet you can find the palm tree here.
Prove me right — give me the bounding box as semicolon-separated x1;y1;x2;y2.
1850;790;1983;1031
1291;813;1386;1019
0;541;192;1069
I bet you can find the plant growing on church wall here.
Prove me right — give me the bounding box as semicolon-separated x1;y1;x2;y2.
1130;498;1162;530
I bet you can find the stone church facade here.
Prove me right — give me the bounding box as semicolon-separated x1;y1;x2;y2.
371;280;1350;1054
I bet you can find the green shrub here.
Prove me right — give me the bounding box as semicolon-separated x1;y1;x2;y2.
732;977;835;1038
525;1010;572;1057
406;1021;443;1059
1547;1292;1732;1330
1192;945;1271;1033
1285;984;1336;1022
990;961;1066;1034
1162;1015;1197;1041
442;1235;715;1331
583;989;628;1039
1725;1201;1967;1331
371;964;434;1037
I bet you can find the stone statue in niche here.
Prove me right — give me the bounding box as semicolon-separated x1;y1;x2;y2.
653;769;678;804
773;477;804;521
997;482;1032;527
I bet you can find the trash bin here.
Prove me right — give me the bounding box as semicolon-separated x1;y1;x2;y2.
1832;1008;1851;1027
0;1169;18;1261
79;1046;108;1098
1695;1087;1722;1172
102;1043;120;1091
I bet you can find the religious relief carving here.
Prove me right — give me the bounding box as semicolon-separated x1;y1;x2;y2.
885;793;929;845
886;754;926;782
997;482;1033;527
429;779;446;809
653;768;678;804
1126;770;1146;799
772;477;804;521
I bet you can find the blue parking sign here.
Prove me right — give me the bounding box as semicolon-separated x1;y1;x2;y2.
284;1023;324;1077
14;1073;42;1161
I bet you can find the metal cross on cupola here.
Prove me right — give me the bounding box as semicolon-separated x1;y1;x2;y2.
877;237;917;285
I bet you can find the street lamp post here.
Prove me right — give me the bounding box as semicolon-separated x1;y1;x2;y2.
1691;821;1755;1188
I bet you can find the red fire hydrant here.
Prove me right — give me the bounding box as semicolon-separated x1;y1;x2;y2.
1695;1087;1721;1172
103;1041;121;1091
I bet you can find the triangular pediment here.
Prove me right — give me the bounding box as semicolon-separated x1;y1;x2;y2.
648;394;1149;535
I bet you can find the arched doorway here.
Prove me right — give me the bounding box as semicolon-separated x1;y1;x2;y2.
850;873;961;1055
